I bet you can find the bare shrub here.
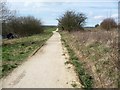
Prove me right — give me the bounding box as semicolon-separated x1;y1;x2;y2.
100;18;117;30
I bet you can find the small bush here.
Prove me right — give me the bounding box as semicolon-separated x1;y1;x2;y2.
95;24;99;28
100;18;117;30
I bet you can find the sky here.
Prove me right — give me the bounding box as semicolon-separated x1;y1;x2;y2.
6;0;119;27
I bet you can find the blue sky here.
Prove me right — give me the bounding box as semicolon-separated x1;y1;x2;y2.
7;0;118;27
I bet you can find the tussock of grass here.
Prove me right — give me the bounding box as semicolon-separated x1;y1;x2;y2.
71;83;77;88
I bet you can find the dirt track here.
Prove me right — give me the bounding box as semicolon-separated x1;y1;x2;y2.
1;29;81;88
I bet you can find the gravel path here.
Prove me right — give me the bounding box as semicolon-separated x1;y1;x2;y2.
1;29;81;88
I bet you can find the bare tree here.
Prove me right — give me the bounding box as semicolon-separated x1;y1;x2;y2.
0;1;16;35
0;1;16;23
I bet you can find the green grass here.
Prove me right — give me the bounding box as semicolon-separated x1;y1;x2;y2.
61;33;93;89
1;27;55;78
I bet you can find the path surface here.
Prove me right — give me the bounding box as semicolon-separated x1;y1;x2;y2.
1;29;81;88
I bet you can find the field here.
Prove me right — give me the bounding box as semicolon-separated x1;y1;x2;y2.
60;28;119;88
1;27;56;78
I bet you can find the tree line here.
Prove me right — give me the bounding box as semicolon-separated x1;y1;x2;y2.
3;16;43;37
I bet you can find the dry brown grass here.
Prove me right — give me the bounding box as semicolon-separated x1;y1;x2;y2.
61;28;119;88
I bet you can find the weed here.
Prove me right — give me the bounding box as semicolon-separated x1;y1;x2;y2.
64;61;72;65
71;83;77;88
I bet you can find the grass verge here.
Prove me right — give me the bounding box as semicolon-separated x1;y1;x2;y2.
1;27;56;78
61;34;93;89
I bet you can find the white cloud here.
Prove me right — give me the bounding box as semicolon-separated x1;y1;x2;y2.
88;11;93;16
7;0;80;2
94;15;105;19
94;14;118;20
111;14;118;18
7;0;119;2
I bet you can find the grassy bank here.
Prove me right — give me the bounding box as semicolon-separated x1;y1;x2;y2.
1;27;56;78
62;38;93;88
61;32;93;88
60;29;118;88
